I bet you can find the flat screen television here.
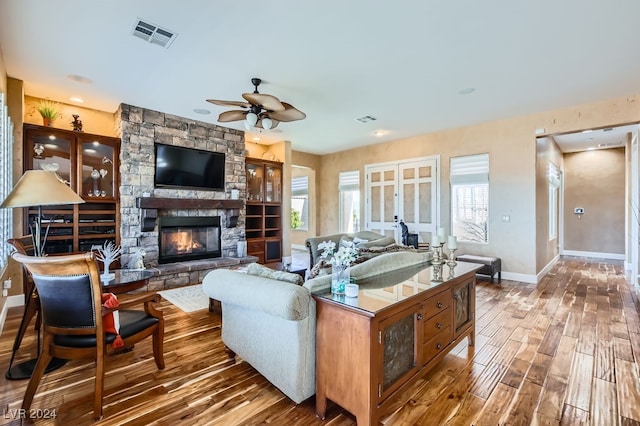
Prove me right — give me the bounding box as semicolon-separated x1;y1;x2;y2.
154;143;225;191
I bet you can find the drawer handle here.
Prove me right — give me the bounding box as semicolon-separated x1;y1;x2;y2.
437;301;443;309
417;314;423;320
437;322;442;329
436;343;442;350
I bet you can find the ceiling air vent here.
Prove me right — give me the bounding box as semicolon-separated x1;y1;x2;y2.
131;18;177;48
355;115;377;124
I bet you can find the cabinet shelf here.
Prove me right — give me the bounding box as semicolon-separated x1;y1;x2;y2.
245;158;282;263
23;124;120;254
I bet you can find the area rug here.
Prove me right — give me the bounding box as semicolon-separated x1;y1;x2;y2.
158;284;209;313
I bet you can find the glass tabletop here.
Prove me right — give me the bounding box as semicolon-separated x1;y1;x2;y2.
102;269;153;286
316;261;480;314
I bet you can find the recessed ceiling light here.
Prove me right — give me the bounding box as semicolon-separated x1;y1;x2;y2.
581;129;593;134
372;130;387;137
587;147;596;151
84;148;97;154
458;87;475;95
253;137;260;141
67;74;93;84
69;97;84;103
193;108;210;115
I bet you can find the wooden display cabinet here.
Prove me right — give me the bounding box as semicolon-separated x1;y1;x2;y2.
314;262;479;425
23;124;120;254
245;158;282;263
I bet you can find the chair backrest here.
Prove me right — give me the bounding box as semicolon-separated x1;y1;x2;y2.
11;252;104;333
8;235;36;256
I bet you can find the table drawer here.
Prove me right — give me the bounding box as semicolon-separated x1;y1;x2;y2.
423;307;452;341
423;326;452;365
424;289;451;316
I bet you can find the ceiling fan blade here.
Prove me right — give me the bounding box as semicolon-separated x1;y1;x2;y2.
255;118;280;129
268;102;306;122
206;99;251;108
217;110;246;122
242;93;285;112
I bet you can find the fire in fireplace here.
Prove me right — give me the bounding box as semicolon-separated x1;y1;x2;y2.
158;216;221;264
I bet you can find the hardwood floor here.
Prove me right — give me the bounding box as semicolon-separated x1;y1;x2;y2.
1;257;639;425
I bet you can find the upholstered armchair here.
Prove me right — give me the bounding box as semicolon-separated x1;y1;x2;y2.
12;252;165;420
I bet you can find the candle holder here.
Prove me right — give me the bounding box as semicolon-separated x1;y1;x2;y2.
432;264;443;282
431;243;445;265
447;248;457;268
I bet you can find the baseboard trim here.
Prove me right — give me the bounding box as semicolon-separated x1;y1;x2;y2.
0;294;25;337
561;250;625;260
536;254;560;283
501;271;538;284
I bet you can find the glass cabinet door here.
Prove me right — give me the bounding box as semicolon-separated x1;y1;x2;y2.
80;140;115;198
265;164;281;203
247;162;264;202
29;131;72;184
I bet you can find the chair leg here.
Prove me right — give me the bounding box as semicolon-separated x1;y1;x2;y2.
21;349;52;413
93;351;105;420
152;324;165;370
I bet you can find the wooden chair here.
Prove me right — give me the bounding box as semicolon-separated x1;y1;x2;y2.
12;251;165;420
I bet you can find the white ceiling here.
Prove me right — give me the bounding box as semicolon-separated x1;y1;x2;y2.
552;124;638;154
1;0;639;155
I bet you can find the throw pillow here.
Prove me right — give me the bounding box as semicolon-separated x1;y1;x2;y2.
247;262;304;285
357;236;396;249
102;293;124;349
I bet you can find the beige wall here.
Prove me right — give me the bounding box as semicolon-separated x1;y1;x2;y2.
535;137;564;271
314;94;640;278
563;148;625;254
23;95;117;137
292;150;322;239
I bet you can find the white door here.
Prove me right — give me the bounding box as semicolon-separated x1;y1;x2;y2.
365;164;398;239
365;157;439;243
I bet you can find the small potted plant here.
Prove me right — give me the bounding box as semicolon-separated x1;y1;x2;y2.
37;100;60;127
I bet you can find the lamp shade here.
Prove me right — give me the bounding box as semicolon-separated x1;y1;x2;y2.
0;170;85;208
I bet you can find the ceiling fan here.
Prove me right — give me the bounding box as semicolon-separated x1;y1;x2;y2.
206;78;306;131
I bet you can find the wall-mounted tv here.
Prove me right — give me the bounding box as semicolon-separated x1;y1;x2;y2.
154;143;226;191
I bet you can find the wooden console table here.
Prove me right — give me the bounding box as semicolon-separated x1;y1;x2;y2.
314;261;480;425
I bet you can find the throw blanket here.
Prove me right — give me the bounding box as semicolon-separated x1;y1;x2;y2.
308;243;417;279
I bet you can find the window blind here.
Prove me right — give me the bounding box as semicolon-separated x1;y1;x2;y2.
291;176;309;197
0;93;14;268
339;170;359;191
450;153;489;185
548;162;561;187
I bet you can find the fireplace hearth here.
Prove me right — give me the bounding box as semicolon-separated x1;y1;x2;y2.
158;216;221;264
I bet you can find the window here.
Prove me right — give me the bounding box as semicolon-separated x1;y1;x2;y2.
548;162;560;240
291;175;309;231
339;170;360;233
450;154;489;243
0;93;14;268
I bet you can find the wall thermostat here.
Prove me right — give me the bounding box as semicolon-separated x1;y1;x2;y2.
574;208;584;214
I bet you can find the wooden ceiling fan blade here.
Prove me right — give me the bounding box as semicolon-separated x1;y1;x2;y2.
206;99;251;108
269;102;306;122
218;110;246;122
242;93;285;112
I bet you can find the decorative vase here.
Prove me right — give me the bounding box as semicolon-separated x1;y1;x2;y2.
42;117;53;127
331;264;350;295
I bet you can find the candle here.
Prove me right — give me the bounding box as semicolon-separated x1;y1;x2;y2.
448;235;457;249
438;227;446;244
431;234;440;248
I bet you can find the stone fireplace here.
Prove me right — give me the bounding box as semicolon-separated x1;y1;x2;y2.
158;216;221;264
116;103;247;271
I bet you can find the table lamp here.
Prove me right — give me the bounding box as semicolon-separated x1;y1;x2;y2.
1;170;85;256
1;170;85;379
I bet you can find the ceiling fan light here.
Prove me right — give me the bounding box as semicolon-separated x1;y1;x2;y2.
262;117;273;130
246;112;258;127
244;120;254;131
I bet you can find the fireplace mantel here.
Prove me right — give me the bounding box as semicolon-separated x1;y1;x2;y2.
136;197;243;210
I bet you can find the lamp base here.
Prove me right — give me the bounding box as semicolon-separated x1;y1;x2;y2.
5;357;67;380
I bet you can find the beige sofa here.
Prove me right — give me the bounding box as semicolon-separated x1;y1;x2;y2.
304;231;395;266
201;250;430;404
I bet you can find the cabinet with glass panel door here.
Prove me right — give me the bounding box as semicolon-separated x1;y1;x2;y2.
23;124;120;254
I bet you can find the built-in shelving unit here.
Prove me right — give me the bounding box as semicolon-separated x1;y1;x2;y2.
245;158;282;263
23;124;121;254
